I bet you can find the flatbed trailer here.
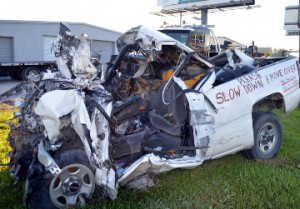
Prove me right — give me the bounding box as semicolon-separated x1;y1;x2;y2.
0;61;56;81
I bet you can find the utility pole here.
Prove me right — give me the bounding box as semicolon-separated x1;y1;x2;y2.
252;41;255;57
201;9;208;26
180;12;182;25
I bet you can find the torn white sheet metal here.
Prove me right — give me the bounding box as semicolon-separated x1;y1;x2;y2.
90;97;113;162
56;56;73;79
177;79;215;158
90;98;118;198
37;142;61;175
233;49;254;66
52;24;98;80
117;25;177;51
34;89;97;166
117;25;213;68
34;90;91;142
72;37;98;78
95;167;117;199
35;89;118;197
118;153;204;186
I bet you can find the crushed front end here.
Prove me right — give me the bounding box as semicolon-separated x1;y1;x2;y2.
1;24;215;209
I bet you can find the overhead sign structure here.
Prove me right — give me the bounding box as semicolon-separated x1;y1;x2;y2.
154;0;257;26
157;0;255;12
284;5;300;36
158;0;178;6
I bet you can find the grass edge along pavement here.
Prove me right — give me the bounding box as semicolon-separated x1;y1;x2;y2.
0;106;300;208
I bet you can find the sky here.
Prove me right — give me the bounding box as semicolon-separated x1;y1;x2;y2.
0;0;298;51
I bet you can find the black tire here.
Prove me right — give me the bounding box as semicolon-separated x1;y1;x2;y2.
22;67;41;82
27;148;95;209
243;111;282;160
9;71;23;80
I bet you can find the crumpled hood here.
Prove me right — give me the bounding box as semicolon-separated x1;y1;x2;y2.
116;25;213;67
116;25;178;52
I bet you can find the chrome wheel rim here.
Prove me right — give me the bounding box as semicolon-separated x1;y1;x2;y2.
26;69;41;82
258;122;277;154
49;163;95;208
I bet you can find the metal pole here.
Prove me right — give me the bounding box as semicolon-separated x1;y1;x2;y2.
252;41;255;57
201;9;208;26
180;12;182;25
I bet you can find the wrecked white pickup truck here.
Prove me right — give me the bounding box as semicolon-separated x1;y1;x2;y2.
1;23;300;209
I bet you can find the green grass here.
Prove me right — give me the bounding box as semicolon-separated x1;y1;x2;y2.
1;107;300;209
0;170;24;209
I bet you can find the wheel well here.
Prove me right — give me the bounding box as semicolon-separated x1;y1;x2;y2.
252;93;284;112
56;125;85;152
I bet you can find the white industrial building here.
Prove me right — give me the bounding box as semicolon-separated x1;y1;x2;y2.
0;20;122;64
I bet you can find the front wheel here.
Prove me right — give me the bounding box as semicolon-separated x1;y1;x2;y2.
243;111;282;160
27;148;95;209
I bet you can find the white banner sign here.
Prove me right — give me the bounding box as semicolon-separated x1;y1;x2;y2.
157;0;254;10
158;0;179;6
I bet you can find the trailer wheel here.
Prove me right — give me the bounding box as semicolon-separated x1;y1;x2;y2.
22;67;41;82
9;71;23;80
243;111;282;160
27;148;95;209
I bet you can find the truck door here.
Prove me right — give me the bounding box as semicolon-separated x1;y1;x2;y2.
196;74;254;159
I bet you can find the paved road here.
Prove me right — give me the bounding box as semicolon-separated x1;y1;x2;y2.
0;76;22;95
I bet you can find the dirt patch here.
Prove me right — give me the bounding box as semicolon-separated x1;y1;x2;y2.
259;156;293;168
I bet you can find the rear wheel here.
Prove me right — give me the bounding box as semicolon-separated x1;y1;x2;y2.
22;67;41;82
27;148;95;209
243;111;282;160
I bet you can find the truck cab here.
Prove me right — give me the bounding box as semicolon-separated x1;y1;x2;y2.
159;25;221;58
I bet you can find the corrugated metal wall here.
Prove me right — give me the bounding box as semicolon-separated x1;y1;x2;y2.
92;40;114;64
0;20;122;63
0;36;13;62
43;36;56;61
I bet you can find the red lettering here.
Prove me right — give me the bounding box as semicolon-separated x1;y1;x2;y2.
215;86;241;104
234;86;241;97
256;72;262;79
223;92;230;102
216;92;224;104
237;77;245;85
